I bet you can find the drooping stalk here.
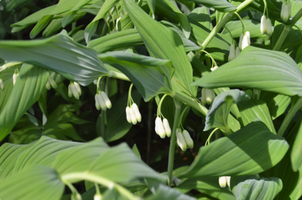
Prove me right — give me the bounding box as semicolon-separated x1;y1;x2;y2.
100;78;106;138
167;99;182;186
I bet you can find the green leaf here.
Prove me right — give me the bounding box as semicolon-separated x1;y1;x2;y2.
204;89;249;133
193;46;302;96
178;121;289;178
185;0;236;12
123;0;193;94
0;31;108;85
85;0;119;43
99;51;173;101
259;92;290;119
231;176;283;200
88;29;143;53
177;177;235;200
237;99;276;134
291;118;302;171
29;15;53;39
0;166;64;200
0;64;48;142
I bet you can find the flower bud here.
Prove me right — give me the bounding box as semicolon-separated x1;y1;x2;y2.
125;107;132;123
163;118;171;137
176;128;187;151
94;194;102;200
266;18;273;36
100;91;111;109
73;82;81;96
201;88;216;105
0;79;4;90
219;176;231;188
12;73;18;86
260;15;267;34
155;117;165;138
235;47;241;57
70;83;80;99
281;2;291;22
131;103;141;122
129;107;137;125
182;130;194;148
95;93;106;110
240;31;250;50
228;44;236;61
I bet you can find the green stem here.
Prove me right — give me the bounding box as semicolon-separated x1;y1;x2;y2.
167;99;182;186
277;97;302;136
100;79;106;138
173;92;208;116
201;0;255;50
61;173;140;200
273;8;302;51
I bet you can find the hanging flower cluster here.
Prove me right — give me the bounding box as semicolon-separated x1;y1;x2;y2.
68;81;82;99
228;44;241;61
45;71;60;90
219;176;231;188
176;128;194;151
260;15;273;35
125;84;141;125
155;117;171;138
239;31;250;50
281;2;291;22
94;77;111;110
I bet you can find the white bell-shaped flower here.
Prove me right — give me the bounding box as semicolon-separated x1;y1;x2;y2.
201;88;216;105
260;15;267;34
281;2;291;22
176;128;187;151
163;118;171;137
182;130;194;148
131;103;141;122
228;44;236;61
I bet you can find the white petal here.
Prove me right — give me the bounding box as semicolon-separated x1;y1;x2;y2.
129;107;137;125
266;19;273;36
176;128;187;151
101;91;112;109
131;103;141;122
125;107;132;123
71;84;79;99
0;79;4;90
260;15;267;34
94;194;102;200
228;44;236;61
183;130;194;148
73;82;82;96
219;176;227;188
68;83;73;97
163;118;171;137
95;94;101;110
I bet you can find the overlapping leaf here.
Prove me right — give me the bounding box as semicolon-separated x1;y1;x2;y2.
0;31;108;85
193;46;302;96
178;121;289;178
186;0;236;12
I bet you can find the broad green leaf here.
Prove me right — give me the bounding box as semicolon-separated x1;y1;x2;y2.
42;18;63;37
145;180;196;200
291;118;302;171
231;176;283;200
9;125;42;144
123;0;193;94
204;89;249;133
85;0;119;43
190;7;212;30
11;5;56;32
185;0;236;12
99;51;173;101
6;0;31;11
177;177;235;200
178;122;289;178
52;138;109;174
237;99;276;134
0;64;48;142
0;166;64;200
29;15;53;39
272;24;302;51
259;92;290;119
88;28;143;53
43;123;85;141
12;136;80;174
193;46;302;96
0;31;108;85
222;20;263;39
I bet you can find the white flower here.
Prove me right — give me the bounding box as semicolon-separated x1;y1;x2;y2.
0;79;4;90
219;176;231;188
68;82;81;99
201;88;216;105
12;73;18;86
228;44;236;61
95;93;106;110
163;118;171;137
182;130;194;148
260;15;267;34
46;72;57;90
281;2;291;22
211;66;218;71
155;117;165;138
125;107;132;123
131;103;141;122
240;31;250;50
129;106;137;125
176;128;187;151
100;91;112;109
94;194;102;200
266;18;273;36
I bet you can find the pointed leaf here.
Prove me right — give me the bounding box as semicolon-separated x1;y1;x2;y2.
291;118;302;171
186;0;236;12
0;64;48;142
193;46;302;96
178;122;289;178
0;166;64;200
29;15;53;39
123;0;193;94
0;31;108;85
231;176;283;200
259;92;290;119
